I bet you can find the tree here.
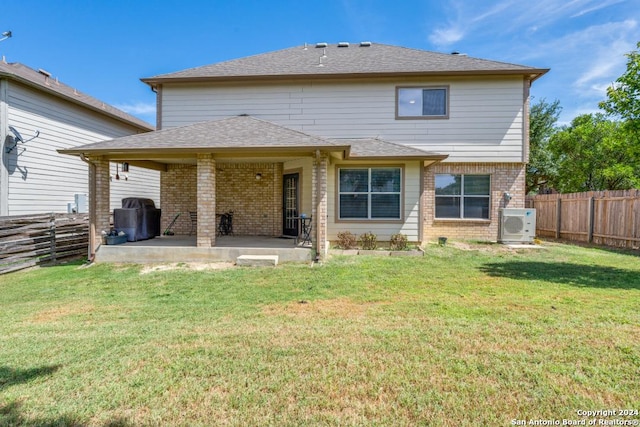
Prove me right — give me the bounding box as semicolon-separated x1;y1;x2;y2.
526;99;561;194
548;113;639;192
600;41;640;127
598;41;640;190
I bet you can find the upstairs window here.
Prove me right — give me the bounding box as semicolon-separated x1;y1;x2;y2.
435;174;490;219
397;86;449;119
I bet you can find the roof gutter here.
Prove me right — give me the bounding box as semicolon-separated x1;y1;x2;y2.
141;69;551;87
0;69;154;132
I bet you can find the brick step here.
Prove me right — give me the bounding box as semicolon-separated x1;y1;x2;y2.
236;254;279;267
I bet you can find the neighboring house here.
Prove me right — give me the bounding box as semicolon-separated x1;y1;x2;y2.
60;42;548;258
0;60;159;216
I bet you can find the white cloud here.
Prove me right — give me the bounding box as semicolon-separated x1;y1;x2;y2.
428;26;465;47
530;19;638;98
115;102;156;115
470;1;514;23
574;45;626;88
571;0;626;17
427;0;633;48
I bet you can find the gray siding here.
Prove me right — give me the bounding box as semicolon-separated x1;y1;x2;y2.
160;76;526;162
2;81;159;215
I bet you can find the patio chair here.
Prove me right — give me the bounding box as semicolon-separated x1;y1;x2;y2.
189;211;197;235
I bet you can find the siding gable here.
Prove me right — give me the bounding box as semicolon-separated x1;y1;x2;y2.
3;81;159;214
160;76;526;162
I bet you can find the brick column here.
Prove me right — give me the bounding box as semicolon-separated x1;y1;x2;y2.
197;154;216;247
313;152;328;259
88;156;110;258
273;163;283;236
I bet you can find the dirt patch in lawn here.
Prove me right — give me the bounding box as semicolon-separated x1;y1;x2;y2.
29;303;97;323
139;262;235;274
262;297;386;319
441;240;536;254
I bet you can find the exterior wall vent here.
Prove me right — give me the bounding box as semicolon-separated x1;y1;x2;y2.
315;42;328;48
360;41;372;47
337;42;349;47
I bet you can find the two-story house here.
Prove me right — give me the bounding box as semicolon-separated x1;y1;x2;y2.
1;60;159;216
60;42;547;260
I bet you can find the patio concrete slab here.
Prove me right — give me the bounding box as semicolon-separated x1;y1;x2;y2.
95;235;312;264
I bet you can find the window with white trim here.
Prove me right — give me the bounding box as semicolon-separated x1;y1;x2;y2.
397;86;449;118
339;167;402;220
435;174;490;219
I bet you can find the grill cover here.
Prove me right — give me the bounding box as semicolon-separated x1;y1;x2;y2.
114;198;161;241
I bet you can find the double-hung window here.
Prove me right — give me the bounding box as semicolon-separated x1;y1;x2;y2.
397;86;449;119
435;174;490;219
339;167;402;220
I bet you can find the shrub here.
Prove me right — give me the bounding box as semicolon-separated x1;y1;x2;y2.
359;232;377;250
390;233;408;251
336;231;357;249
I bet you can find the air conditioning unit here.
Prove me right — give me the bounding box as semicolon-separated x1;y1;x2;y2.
499;208;536;243
75;193;88;214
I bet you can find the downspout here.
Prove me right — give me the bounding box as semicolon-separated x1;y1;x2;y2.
315;150;322;261
80;154;97;262
522;77;532;164
0;78;8;216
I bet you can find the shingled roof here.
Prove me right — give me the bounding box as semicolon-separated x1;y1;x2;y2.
59;116;347;155
143;42;548;84
0;61;154;131
337;138;447;160
59;115;447;161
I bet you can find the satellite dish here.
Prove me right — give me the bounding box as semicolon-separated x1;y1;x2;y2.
9;126;24;143
6;125;40;153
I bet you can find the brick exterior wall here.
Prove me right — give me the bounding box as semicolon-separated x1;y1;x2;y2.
196;154;216;247
160;162;283;237
160;164;197;235
94;157;111;239
423;162;526;241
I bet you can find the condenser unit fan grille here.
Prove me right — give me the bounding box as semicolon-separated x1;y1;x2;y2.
503;216;524;234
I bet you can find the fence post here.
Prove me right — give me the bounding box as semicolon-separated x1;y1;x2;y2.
49;214;57;264
587;197;594;243
555;198;562;239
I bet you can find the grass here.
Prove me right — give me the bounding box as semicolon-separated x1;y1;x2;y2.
0;241;638;426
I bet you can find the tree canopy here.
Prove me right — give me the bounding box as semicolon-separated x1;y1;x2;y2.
548;114;639;192
526;99;561;194
600;41;640;127
527;42;640;194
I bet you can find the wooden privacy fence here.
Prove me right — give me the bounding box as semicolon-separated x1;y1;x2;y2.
527;190;640;249
0;213;89;274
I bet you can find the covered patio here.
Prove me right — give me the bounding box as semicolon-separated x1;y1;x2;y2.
59;116;346;262
59;115;446;264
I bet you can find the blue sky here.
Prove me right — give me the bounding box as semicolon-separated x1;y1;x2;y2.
1;0;638;126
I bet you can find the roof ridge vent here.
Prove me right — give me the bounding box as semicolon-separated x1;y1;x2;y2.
337;41;349;47
38;68;51;85
360;41;372;47
315;42;328;48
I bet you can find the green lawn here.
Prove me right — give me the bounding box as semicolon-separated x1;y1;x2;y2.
0;242;638;426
